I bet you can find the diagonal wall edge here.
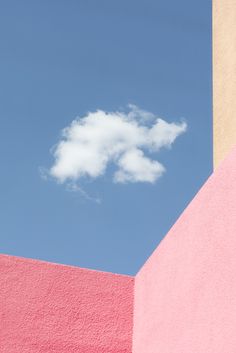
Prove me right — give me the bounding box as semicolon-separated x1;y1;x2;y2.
133;145;236;353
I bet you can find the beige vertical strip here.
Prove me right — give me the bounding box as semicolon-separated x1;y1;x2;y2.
213;0;236;168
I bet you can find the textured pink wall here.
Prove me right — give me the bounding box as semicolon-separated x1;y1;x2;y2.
0;255;134;353
133;146;236;353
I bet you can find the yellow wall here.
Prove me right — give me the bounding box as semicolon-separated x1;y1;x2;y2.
213;0;236;168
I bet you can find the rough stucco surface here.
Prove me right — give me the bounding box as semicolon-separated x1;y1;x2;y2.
0;255;134;353
133;146;236;353
213;0;236;168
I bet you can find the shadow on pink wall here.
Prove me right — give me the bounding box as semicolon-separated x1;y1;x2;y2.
0;255;134;353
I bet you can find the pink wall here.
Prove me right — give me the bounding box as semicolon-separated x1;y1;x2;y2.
0;255;134;353
2;152;236;352
133;146;236;353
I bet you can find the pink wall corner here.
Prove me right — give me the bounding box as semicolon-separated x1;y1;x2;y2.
0;255;134;353
3;151;236;353
133;146;236;353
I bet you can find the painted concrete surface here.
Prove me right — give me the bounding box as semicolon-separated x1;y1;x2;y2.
213;0;236;168
133;145;236;353
0;254;134;353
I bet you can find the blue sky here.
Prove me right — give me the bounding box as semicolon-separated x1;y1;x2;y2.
0;0;212;275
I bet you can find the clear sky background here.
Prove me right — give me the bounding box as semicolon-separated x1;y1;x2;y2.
0;0;212;275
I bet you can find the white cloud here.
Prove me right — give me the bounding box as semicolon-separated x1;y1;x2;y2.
49;105;187;185
114;149;165;183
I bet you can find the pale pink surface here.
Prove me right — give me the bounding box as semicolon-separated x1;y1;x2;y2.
0;255;134;353
133;146;236;353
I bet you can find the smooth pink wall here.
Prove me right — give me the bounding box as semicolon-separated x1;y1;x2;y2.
0;255;134;353
133;146;236;353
